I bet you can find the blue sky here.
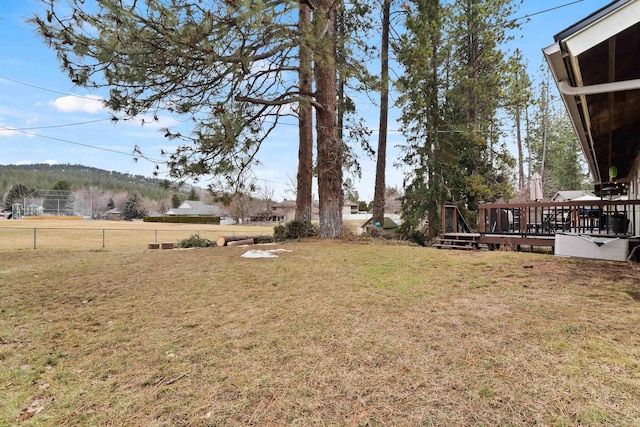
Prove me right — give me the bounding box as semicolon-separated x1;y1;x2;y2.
0;0;612;201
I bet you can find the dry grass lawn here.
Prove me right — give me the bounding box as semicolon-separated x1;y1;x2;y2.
0;219;273;250
1;223;640;426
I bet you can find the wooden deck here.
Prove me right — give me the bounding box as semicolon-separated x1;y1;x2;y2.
433;233;482;250
438;201;640;253
477;200;640;237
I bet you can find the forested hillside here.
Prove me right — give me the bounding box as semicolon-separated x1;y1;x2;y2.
0;164;175;200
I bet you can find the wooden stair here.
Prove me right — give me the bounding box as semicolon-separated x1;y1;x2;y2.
433;233;484;250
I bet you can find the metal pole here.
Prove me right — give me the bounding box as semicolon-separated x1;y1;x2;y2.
102;229;105;248
33;228;37;249
155;230;158;243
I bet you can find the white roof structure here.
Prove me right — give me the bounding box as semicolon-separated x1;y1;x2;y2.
543;0;640;195
166;200;226;216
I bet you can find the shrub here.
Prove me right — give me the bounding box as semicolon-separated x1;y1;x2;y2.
410;230;428;246
274;220;318;242
177;234;216;248
144;215;220;224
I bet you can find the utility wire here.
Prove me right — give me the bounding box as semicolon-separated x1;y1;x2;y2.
2;69;521;135
0;74;102;99
511;0;584;23
0;127;165;164
2;72;515;135
6;118;115;131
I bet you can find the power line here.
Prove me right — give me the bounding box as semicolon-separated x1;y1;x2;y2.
512;0;584;22
0;74;101;100
261;117;517;134
0;127;165;164
6;118;115;131
2;72;520;136
1;125;294;186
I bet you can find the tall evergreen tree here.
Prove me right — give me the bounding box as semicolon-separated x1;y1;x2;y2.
505;49;533;191
295;1;314;222
123;192;145;220
371;0;391;233
314;0;343;237
187;188;200;201
32;0;347;238
446;0;519;211
171;194;181;208
397;0;520;238
529;97;588;196
397;0;446;239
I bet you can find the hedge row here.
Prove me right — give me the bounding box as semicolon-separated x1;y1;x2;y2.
143;215;221;224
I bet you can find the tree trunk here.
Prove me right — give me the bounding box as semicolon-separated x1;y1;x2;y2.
516;104;524;190
226;238;255;247
296;2;313;222
314;0;343;238
525;106;531;181
217;235;273;246
372;0;390;232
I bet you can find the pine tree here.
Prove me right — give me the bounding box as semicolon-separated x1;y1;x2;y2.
396;0;447;238
505;49;533;191
446;0;519;211
528;98;589;197
187;188;200;201
171;194;181;209
32;0;348;238
314;0;343;237
396;0;521;238
371;0;391;232
295;1;314;222
123;192;145;220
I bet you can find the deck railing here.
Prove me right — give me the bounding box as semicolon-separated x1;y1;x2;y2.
478;200;640;237
441;205;474;234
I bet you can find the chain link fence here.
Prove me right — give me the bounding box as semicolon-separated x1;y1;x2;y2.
0;226;272;250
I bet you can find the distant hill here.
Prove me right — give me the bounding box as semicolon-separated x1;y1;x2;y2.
0;163;180;200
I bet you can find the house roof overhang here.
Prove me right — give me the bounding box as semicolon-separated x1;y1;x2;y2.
543;0;640;188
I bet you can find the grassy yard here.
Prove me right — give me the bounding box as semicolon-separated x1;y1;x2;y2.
1;227;639;425
0;219;274;250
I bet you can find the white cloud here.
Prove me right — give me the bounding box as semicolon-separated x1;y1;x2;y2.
44;160;59;165
15;160;33;165
0;127;19;137
50;95;106;114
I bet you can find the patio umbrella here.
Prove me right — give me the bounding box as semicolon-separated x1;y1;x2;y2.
530;172;543;202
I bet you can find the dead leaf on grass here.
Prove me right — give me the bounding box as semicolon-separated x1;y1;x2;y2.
16;396;54;422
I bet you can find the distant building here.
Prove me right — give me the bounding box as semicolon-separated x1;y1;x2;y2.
166;200;226;217
104;208;123;221
270;200;321;222
164;200;235;224
270;200;362;222
342;200;359;216
551;191;593;202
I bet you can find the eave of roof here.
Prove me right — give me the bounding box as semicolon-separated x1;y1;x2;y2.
544;0;640;185
554;0;633;42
